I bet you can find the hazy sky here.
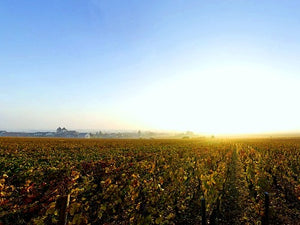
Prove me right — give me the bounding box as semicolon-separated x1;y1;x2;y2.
1;0;300;134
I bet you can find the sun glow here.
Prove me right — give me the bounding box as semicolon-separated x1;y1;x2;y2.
118;64;300;134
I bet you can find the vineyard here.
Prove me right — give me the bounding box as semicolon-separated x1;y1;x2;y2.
0;137;299;224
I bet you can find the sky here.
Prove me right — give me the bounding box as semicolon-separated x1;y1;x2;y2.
1;0;300;134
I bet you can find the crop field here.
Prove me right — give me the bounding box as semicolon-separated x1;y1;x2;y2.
0;137;299;225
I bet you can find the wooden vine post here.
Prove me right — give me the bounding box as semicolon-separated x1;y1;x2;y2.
201;198;206;225
262;192;269;225
56;194;70;225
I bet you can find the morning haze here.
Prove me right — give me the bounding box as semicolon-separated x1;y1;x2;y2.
2;2;300;225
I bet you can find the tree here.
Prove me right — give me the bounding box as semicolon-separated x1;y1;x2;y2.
56;127;62;133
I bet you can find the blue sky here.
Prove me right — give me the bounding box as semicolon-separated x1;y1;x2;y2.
1;0;300;133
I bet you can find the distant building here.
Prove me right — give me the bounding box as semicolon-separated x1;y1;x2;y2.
78;133;91;139
64;130;79;138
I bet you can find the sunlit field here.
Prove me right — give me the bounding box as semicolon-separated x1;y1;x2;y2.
0;137;299;224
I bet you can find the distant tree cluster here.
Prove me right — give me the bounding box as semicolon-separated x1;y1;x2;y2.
56;127;68;133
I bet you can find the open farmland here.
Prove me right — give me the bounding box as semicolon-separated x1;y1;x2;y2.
0;137;299;224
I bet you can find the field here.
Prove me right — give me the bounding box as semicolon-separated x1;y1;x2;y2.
0;137;299;225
